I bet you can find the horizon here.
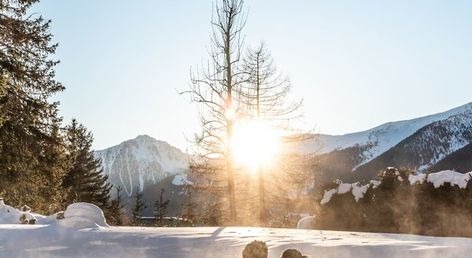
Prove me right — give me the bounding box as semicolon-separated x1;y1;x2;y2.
33;0;472;150
95;100;472;151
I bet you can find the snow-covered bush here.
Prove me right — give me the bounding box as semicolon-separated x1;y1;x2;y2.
316;168;472;237
58;202;109;229
0;200;109;229
0;199;39;224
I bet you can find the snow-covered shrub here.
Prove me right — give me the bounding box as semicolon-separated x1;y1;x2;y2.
58;202;109;228
316;167;472;237
19;213;36;224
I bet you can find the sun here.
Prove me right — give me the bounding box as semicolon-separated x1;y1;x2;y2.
232;120;280;169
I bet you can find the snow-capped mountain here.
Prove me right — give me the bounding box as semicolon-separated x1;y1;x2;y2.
95;135;190;197
299;102;472;166
349;109;472;181
295;102;472;184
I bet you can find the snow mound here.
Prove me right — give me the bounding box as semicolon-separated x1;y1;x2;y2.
0;199;38;224
426;170;472;189
58;202;108;229
296;216;315;229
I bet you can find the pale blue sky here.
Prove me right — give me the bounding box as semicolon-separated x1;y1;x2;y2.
35;0;472;151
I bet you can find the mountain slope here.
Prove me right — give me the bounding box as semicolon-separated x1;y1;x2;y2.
95;135;190;197
348;109;472;181
428;143;472;173
298;102;472;168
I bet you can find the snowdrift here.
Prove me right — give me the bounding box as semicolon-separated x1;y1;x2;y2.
58;202;109;228
0;200;108;229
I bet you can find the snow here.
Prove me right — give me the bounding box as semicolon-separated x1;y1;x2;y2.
0;201;108;229
322;170;472;205
0;199;45;225
95;135;190;196
408;174;427;185
321;181;372;205
370;180;381;188
426;170;472;189
0;226;471;257
1;200;472;257
351;183;369;202
320;189;337;205
337;183;352;194
58;202;108;229
296;216;315;229
172;173;192;186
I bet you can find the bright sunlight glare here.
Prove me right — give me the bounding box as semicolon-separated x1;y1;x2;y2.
232;120;280;169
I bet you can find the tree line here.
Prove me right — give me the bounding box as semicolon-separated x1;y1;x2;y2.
0;0;125;223
316;167;472;237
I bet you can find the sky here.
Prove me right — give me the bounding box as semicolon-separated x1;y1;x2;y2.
34;0;472;151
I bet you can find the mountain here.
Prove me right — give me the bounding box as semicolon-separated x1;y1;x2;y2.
428;143;472;173
299;102;472;165
296;102;472;184
348;108;472;181
95;135;190;197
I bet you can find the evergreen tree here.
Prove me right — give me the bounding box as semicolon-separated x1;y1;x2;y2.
154;188;170;226
63;119;111;210
131;186;145;225
0;0;67;213
108;185;125;226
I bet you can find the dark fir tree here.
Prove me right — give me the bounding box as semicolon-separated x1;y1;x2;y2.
108;185;126;226
0;0;67;213
154;188;170;226
131;186;145;225
63;119;111;210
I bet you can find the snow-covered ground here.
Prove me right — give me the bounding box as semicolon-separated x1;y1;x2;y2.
2;199;472;257
1;226;472;258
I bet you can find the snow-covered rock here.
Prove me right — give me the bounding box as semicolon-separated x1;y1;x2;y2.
58;202;109;229
296;216;315;229
0;199;39;224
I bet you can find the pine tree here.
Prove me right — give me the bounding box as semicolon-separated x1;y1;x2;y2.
0;0;67;213
131;186;145;225
63;119;111;211
154;188;170;226
108;185;125;226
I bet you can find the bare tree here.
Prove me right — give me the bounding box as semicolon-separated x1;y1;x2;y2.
183;0;247;223
241;43;304;222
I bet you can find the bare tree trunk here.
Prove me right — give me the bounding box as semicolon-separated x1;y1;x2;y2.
184;0;246;225
258;167;265;222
